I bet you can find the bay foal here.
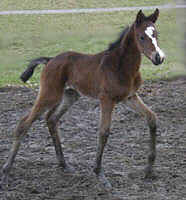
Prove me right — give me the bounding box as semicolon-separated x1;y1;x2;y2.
2;9;165;188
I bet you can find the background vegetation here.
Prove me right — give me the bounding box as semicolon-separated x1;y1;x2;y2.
0;0;184;87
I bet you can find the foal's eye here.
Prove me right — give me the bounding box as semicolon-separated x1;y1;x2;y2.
140;36;145;41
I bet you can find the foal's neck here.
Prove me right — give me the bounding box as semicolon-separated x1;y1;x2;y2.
117;24;141;73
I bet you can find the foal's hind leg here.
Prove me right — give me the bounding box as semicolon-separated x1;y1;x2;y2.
1;100;48;186
46;88;80;171
1;88;63;187
125;94;157;179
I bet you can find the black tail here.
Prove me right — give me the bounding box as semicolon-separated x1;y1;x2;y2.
20;57;53;83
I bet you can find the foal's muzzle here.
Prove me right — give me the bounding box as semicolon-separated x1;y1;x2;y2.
152;52;164;65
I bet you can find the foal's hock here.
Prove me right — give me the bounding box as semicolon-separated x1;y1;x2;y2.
1;9;165;189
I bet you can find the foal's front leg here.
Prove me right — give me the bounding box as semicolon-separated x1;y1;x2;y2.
93;97;115;188
125;94;157;179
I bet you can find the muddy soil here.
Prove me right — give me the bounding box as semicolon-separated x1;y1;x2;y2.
0;78;186;200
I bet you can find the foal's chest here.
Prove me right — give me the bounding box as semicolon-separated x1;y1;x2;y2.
104;73;143;103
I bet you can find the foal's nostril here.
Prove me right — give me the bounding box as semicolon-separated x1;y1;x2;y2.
155;53;161;64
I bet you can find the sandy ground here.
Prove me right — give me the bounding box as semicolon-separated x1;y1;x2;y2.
0;77;186;200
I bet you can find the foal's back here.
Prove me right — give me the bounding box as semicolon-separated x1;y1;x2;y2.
42;51;106;98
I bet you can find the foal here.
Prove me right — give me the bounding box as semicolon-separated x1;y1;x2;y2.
2;9;165;188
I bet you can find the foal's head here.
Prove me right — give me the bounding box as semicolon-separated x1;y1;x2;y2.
134;9;165;65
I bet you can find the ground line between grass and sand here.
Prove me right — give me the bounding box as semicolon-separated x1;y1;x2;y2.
0;4;185;15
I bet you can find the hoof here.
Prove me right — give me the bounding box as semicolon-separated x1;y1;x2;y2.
0;174;9;190
144;166;156;181
59;164;75;174
98;172;112;190
94;169;112;190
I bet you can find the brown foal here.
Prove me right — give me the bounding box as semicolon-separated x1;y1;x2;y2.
1;9;165;188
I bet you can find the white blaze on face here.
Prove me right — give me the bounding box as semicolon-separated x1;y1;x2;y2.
145;26;165;60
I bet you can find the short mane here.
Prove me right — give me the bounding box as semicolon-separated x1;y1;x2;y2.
108;26;130;51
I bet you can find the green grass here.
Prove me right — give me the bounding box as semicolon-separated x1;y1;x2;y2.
0;0;184;87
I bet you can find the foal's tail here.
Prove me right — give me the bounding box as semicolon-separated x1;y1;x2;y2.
20;57;53;83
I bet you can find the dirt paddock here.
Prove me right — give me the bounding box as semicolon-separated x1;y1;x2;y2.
0;78;186;200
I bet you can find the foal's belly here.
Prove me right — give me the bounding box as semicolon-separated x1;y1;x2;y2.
67;70;143;102
66;79;100;99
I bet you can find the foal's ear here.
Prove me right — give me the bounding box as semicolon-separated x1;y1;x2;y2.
148;8;159;23
136;10;145;25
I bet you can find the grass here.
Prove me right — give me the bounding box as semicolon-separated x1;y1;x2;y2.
0;0;184;87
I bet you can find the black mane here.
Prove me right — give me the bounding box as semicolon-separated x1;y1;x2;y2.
108;26;130;51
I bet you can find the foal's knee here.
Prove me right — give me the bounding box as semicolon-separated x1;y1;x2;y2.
46;113;57;130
